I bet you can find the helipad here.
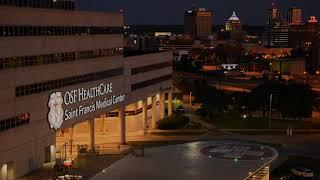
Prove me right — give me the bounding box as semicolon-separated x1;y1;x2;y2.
90;141;278;180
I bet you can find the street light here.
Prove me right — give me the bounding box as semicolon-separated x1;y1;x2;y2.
269;93;279;129
269;62;273;80
269;94;273;129
189;91;193;106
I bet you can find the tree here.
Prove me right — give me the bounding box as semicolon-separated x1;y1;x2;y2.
229;92;249;112
249;82;282;117
249;82;317;119
278;83;315;119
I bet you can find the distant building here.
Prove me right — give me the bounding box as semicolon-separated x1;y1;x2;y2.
288;16;318;48
263;3;289;48
225;12;242;31
155;32;172;37
184;8;214;39
221;64;239;70
307;35;320;73
306;16;319;32
265;2;281;25
287;7;303;25
263;20;289;48
271;58;305;76
173;50;189;62
125;35;160;51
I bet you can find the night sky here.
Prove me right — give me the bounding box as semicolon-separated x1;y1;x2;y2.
78;0;320;25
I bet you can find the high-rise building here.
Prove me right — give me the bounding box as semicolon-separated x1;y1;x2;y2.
288;16;318;48
263;21;289;48
184;8;214;39
0;1;173;179
263;3;289;48
287;7;303;25
265;2;281;25
307;33;320;73
306;16;319;32
225;12;242;31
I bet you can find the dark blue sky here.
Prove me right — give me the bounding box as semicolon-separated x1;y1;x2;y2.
78;0;320;25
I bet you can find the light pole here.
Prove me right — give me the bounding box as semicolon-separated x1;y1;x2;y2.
189;91;193;106
269;93;279;129
269;94;273;129
269;62;273;80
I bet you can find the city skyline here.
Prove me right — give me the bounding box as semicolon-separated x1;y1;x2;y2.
79;0;320;25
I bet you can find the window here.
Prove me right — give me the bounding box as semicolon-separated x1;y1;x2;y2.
131;62;172;75
0;48;123;71
131;74;172;91
0;113;31;133
106;112;119;117
0;0;75;10
0;25;123;37
16;68;123;97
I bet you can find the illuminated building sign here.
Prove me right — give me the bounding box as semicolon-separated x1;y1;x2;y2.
308;16;318;23
48;82;125;130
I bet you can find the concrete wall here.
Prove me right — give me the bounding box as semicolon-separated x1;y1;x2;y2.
0;6;123;27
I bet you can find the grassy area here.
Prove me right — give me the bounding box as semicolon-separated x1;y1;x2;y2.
271;156;320;179
203;112;320;130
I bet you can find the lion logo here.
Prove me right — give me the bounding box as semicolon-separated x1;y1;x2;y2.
48;92;64;130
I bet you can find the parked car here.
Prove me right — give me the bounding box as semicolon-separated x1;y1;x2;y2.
290;167;314;178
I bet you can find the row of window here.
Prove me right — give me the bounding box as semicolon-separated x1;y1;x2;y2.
131;74;172;91
106;104;154;117
0;48;123;70
131;62;172;75
0;0;75;10
0;113;31;133
0;26;123;37
16;68;123;97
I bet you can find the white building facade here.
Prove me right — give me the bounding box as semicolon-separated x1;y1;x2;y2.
0;1;173;179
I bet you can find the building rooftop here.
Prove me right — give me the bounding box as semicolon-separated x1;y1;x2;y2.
228;12;240;22
91;141;278;180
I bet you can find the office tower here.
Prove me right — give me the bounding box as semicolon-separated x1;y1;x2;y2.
287;7;303;25
184;7;214;39
225;12;242;31
263;21;289;48
263;3;289;48
266;2;281;25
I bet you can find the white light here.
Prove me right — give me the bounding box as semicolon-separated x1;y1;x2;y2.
1;164;8;180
